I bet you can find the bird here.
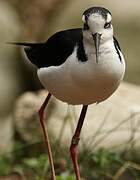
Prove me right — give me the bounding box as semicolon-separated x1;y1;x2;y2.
9;6;125;180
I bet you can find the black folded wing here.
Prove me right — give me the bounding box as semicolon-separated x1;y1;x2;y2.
22;28;82;68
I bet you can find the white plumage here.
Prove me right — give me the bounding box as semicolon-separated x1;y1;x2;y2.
38;36;125;105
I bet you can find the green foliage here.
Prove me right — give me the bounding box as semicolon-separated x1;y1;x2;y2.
23;154;49;171
22;154;49;179
92;148;122;168
0;155;12;176
1;147;140;179
56;175;75;180
80;148;123;179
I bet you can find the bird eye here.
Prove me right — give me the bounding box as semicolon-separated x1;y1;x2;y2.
104;22;111;29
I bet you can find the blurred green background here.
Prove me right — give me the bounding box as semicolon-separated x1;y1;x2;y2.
0;0;140;179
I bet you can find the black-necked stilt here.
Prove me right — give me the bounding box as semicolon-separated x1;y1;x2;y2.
10;6;125;180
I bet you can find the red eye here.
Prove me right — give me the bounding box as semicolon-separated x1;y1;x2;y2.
104;22;111;29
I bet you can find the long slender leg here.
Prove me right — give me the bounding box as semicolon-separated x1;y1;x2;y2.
70;105;88;180
38;92;56;180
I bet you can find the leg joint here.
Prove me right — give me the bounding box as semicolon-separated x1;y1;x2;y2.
71;136;80;145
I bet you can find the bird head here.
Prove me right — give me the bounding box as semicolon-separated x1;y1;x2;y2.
82;7;113;63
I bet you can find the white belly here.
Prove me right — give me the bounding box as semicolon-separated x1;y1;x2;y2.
37;49;125;105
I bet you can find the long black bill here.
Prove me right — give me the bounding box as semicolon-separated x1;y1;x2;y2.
92;33;101;64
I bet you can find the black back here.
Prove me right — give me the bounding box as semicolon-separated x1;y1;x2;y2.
24;28;83;68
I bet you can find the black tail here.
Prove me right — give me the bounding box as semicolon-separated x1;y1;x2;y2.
7;42;46;68
6;42;43;47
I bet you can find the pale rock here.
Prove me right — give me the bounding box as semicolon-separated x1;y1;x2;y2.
13;82;140;152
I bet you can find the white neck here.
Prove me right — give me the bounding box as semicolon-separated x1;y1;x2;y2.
82;30;115;60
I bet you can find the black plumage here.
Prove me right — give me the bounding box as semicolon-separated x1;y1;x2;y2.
113;36;122;62
15;28;86;68
77;40;88;62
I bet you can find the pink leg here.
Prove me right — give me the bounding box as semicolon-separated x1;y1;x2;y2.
70;105;88;180
38;92;56;180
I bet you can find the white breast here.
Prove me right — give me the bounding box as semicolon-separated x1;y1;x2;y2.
37;42;125;105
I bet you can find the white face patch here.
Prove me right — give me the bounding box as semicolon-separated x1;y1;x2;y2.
106;13;112;23
82;15;86;23
87;13;105;31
